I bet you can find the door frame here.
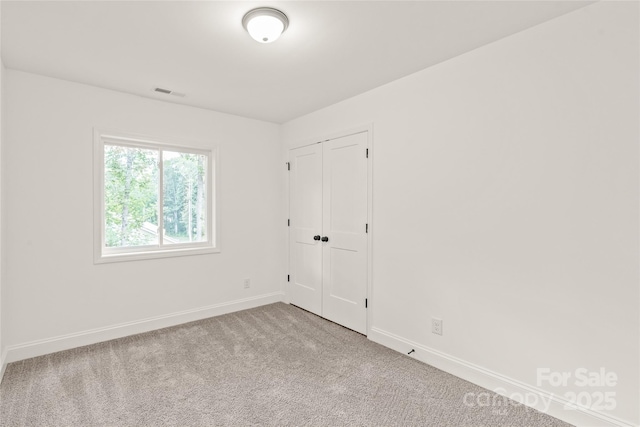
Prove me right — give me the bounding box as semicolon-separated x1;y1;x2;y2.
286;123;373;336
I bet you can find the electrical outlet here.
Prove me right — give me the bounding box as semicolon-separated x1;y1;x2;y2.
243;278;251;289
432;318;443;335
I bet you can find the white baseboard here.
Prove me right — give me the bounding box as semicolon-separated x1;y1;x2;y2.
0;348;7;383
368;327;636;427
3;292;284;366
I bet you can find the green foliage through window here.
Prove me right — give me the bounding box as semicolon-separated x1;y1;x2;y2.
104;143;208;249
163;151;207;244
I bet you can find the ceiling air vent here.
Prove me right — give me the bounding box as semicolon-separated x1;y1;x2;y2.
153;87;186;97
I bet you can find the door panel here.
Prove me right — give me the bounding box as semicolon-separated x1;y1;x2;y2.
322;132;368;334
327;247;361;304
328;144;360;233
289;144;323;315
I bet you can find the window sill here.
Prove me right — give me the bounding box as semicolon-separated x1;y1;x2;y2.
94;246;220;264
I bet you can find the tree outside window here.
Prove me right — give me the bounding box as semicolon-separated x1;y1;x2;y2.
95;131;216;263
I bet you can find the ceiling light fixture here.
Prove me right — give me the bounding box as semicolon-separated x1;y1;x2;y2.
242;7;289;44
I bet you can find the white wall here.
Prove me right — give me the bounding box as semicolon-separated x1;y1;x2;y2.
283;3;639;426
3;70;285;357
0;1;4;374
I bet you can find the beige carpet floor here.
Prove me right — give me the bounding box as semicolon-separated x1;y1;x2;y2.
0;302;571;426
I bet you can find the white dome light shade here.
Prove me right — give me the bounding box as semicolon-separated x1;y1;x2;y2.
242;8;289;44
247;15;283;43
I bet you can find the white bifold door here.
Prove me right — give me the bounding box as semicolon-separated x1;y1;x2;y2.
289;131;368;334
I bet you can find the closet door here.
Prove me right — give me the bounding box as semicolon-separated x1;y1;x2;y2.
322;132;368;334
288;144;323;315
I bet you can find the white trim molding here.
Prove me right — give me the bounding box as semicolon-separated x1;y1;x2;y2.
2;292;284;366
0;350;7;383
368;327;636;427
93;128;220;264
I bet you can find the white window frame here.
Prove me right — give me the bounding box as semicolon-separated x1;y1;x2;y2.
93;129;219;263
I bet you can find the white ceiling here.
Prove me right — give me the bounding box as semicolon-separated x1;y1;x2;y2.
1;1;591;123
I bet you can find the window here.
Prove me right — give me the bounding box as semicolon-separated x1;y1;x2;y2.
94;130;217;262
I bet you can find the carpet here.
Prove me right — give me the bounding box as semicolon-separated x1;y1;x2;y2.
0;302;571;426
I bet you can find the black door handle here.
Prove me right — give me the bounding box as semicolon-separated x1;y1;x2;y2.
313;235;321;241
321;236;329;242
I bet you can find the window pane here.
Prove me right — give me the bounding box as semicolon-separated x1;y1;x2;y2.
104;145;159;248
163;151;208;244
